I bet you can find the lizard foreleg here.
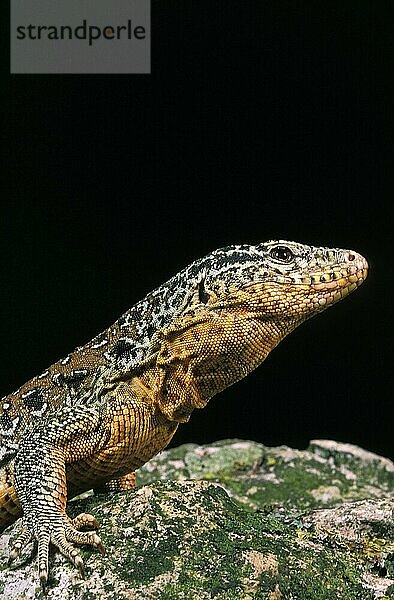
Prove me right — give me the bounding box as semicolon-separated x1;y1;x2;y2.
11;404;108;588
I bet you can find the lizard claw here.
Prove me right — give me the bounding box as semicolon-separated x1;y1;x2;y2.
7;552;17;567
40;574;47;593
75;555;86;579
96;541;106;556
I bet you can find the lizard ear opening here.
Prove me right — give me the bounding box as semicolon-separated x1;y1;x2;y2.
198;277;209;304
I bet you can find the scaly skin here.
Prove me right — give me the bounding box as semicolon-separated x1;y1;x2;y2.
0;240;368;587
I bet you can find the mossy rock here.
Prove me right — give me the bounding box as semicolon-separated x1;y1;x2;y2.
0;439;393;599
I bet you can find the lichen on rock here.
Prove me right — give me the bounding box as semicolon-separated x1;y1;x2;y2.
0;439;393;599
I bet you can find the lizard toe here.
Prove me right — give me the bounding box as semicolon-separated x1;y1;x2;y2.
64;523;105;554
8;519;34;565
70;512;99;530
37;532;50;590
52;530;86;576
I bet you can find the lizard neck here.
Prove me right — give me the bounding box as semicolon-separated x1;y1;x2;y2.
138;313;294;423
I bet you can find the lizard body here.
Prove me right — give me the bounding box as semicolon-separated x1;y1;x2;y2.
0;240;368;586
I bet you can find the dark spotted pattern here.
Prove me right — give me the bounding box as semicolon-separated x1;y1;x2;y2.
0;414;13;431
53;370;90;390
22;389;44;411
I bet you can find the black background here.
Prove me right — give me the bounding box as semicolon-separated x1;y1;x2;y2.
3;3;393;459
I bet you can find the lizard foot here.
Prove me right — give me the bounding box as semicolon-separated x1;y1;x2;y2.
12;404;110;588
9;514;105;589
40;518;105;588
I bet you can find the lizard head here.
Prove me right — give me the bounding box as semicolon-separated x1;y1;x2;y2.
152;241;368;420
254;240;368;312
176;240;368;328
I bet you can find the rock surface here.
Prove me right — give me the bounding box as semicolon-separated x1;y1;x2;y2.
0;439;393;599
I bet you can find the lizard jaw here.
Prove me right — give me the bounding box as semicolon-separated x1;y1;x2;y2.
310;251;368;309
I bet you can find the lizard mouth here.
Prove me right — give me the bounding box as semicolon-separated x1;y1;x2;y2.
264;252;369;310
310;265;368;290
308;253;368;307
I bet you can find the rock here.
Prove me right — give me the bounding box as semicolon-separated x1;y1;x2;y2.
0;439;393;599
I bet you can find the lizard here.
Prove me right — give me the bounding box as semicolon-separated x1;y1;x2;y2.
0;240;368;588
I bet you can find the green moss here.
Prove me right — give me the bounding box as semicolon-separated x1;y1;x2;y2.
4;440;390;599
385;554;394;578
117;549;174;584
383;584;394;599
135;440;393;543
74;475;386;596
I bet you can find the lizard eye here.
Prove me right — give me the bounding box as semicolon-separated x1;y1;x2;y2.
269;245;294;263
198;278;209;304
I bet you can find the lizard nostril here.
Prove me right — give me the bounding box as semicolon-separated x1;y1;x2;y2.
348;253;356;261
